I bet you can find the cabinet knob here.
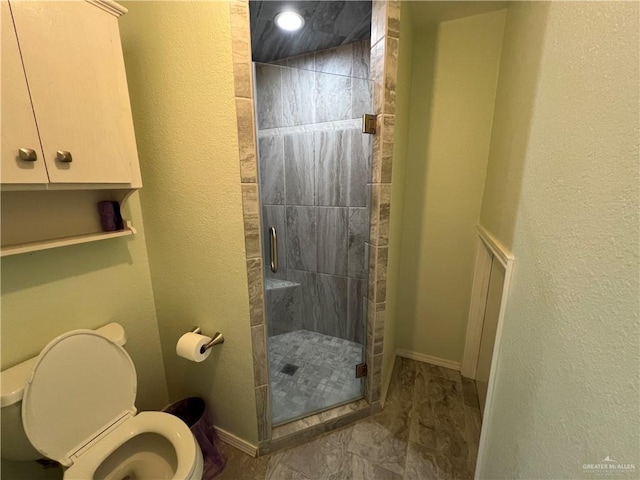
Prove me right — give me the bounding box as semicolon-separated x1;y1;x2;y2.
18;148;38;162
56;150;73;163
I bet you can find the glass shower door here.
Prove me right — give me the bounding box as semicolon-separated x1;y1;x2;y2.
254;55;373;425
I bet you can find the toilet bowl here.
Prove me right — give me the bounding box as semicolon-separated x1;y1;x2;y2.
4;327;203;480
64;412;203;480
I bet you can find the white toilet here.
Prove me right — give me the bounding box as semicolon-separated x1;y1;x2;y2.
0;324;204;480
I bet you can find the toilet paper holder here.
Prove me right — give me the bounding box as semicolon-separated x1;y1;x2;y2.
192;327;225;353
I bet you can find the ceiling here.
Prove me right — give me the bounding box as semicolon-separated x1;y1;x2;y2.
249;1;372;63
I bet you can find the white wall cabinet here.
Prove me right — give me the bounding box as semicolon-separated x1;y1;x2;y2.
1;1;48;184
1;0;142;255
2;0;141;186
7;0;140;185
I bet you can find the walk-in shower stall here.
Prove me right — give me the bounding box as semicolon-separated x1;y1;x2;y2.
253;37;374;425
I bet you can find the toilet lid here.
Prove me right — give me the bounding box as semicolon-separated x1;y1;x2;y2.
22;330;137;466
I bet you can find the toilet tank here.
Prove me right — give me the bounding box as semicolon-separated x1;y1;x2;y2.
0;323;127;461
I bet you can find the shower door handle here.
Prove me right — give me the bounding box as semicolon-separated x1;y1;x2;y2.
269;226;278;273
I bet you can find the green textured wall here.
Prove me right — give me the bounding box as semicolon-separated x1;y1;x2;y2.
393;9;506;363
119;1;258;444
478;2;640;476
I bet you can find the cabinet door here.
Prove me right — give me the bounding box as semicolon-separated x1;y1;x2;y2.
9;0;137;184
1;1;48;184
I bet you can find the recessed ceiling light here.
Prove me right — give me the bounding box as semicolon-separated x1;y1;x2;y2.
275;11;305;32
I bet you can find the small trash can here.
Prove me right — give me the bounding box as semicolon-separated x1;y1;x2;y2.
163;397;226;479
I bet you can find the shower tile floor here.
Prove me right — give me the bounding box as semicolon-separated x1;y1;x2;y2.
269;329;364;425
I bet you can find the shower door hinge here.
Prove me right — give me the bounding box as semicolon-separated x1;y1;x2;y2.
355;363;368;378
362;114;377;135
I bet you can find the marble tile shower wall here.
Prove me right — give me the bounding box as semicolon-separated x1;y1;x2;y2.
255;42;373;345
255;40;371;129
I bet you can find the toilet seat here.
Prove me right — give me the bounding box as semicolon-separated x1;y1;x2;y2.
21;330;201;479
22;330;138;466
63;411;201;480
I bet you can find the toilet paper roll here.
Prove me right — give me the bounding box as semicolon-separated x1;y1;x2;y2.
176;332;212;362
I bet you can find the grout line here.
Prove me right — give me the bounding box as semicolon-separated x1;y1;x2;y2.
262;204;369;209
279;138;289;208
257;119;362;138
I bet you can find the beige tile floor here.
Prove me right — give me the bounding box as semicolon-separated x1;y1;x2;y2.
216;357;482;480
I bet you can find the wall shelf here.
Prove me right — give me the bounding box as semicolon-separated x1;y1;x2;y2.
1;221;136;257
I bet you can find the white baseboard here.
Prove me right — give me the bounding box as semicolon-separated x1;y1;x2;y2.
396;349;461;371
215;426;257;457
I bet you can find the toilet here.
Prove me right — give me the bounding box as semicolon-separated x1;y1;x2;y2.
0;325;203;480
